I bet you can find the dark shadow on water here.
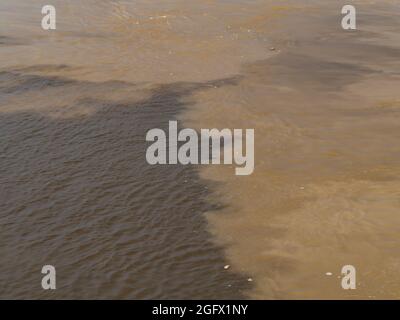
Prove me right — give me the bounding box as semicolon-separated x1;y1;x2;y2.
0;68;249;299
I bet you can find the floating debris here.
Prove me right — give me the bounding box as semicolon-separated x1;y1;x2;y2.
224;265;230;270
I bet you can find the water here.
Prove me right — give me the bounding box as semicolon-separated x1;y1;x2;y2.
1;0;400;299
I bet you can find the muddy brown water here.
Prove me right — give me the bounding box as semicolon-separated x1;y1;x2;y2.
1;0;400;299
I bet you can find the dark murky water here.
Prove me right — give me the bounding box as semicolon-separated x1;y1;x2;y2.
0;69;251;299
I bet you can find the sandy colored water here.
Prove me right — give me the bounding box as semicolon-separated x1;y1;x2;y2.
1;0;400;299
184;0;400;299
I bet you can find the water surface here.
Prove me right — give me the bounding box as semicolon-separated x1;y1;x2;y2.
1;0;400;299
